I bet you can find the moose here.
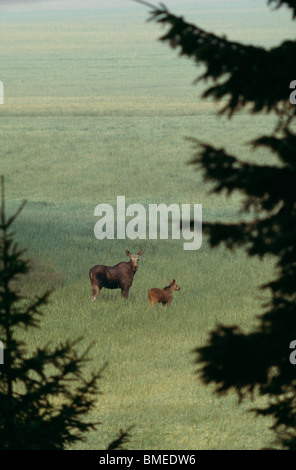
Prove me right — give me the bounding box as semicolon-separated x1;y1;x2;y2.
148;278;180;307
89;249;143;300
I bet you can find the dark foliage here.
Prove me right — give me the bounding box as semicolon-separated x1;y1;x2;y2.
107;426;134;450
0;177;131;450
268;0;296;17
144;0;296;449
147;2;296;120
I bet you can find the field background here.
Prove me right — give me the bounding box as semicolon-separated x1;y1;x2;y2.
0;0;294;450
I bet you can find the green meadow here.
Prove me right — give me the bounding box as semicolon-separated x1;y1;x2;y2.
0;3;293;449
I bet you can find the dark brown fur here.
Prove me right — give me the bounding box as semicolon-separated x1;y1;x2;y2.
89;250;143;300
148;278;180;307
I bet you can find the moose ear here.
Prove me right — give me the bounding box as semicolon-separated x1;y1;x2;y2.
168;278;172;284
125;250;131;257
138;249;143;256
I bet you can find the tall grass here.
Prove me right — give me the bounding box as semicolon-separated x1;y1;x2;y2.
0;5;286;449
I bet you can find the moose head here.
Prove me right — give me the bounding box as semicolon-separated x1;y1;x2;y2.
126;249;144;272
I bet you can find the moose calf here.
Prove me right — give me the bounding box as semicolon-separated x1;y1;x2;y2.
89;250;143;300
148;278;180;307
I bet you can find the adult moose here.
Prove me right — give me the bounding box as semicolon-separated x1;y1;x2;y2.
89;250;143;300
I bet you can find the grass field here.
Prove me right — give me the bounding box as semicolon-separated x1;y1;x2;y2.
0;1;294;450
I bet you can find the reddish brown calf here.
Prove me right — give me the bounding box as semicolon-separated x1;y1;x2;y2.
148;278;180;307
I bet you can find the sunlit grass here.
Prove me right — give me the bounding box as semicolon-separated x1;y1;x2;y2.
0;6;281;449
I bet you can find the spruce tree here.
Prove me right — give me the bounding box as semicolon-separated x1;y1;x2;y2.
0;176;103;450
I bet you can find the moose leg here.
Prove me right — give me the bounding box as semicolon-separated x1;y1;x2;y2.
121;288;129;299
91;286;100;300
148;292;157;306
89;271;101;301
91;283;100;301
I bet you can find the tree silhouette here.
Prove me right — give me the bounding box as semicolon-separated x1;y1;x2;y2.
0;176;131;450
142;0;296;449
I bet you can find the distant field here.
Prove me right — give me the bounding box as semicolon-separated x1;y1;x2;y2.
0;3;292;449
